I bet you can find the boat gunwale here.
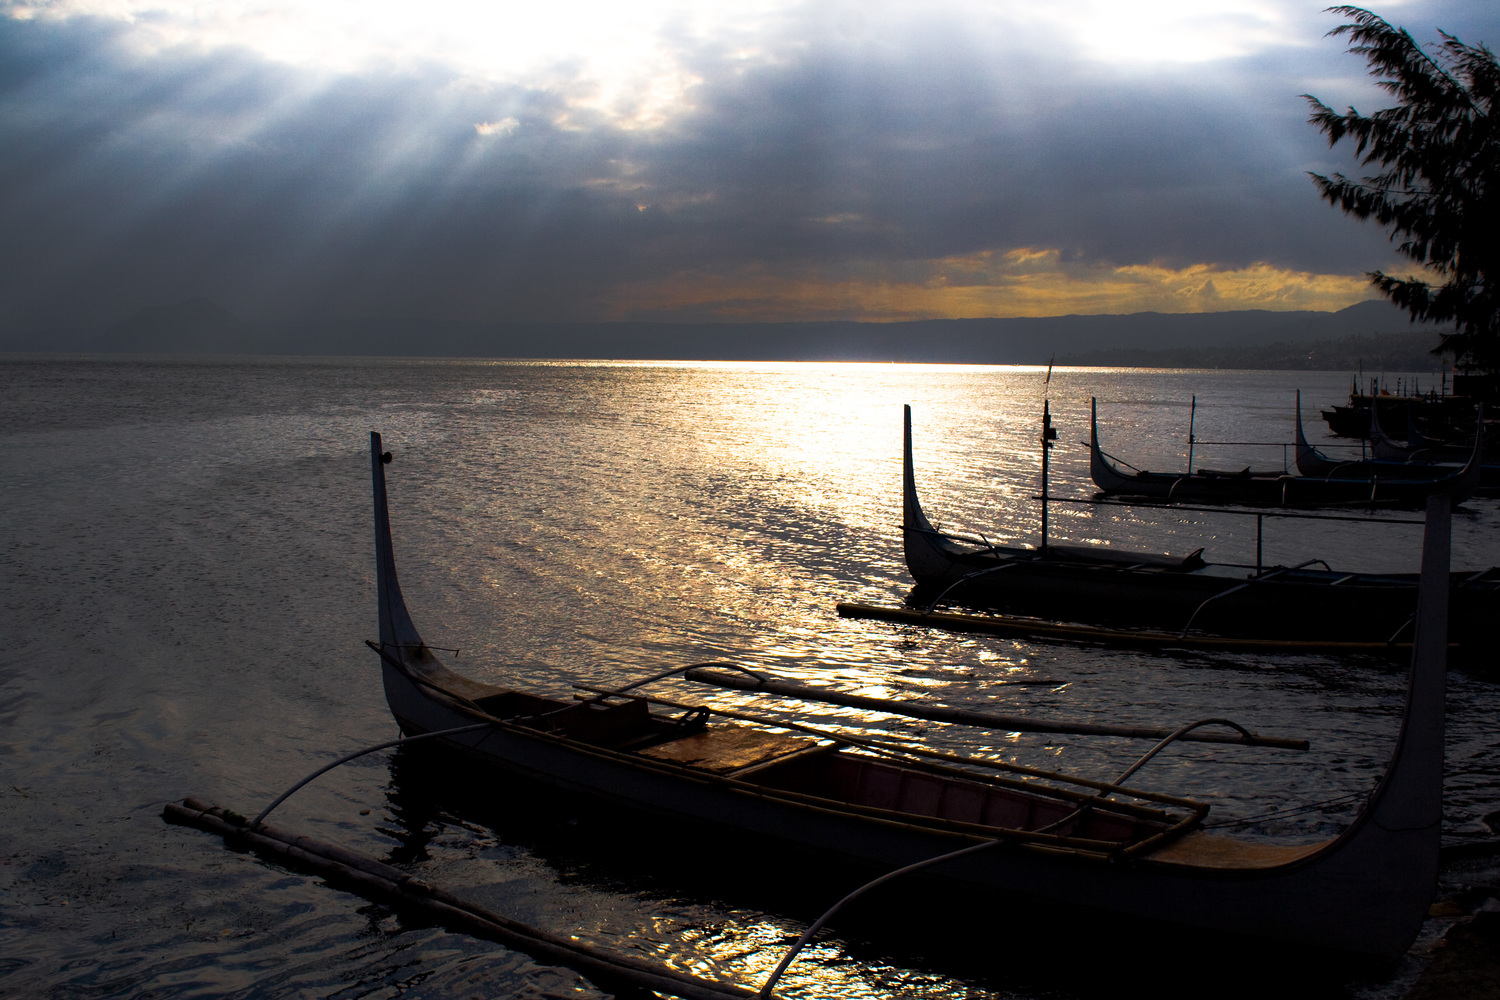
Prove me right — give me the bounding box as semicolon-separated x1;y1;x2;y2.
905;520;1476;589
1097;394;1480;505
373;644;1205;857
371;427;1450;958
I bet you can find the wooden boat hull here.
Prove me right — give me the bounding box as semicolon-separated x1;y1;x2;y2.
903;406;1497;644
1093;397;1478;507
377;653;1437;961
369;430;1448;963
1296;394;1499;493
1322;391;1478;440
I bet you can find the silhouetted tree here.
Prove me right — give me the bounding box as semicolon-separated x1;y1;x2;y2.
1305;6;1498;371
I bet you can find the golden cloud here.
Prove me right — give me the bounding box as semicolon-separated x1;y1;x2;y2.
607;251;1382;322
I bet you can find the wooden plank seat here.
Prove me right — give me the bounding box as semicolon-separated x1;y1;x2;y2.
639;724;820;773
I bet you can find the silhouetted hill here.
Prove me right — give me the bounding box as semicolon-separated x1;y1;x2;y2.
1;296;1450;364
1062;331;1452;372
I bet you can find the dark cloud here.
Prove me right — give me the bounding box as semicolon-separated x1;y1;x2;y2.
0;5;1483;335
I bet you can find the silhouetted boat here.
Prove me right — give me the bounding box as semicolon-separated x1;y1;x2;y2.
1320;374;1487;440
1296;392;1498;495
1093;398;1478;507
903;406;1497;645
369;430;1448;962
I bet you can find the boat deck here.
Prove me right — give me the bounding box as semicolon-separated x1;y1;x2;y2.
640;725;822;773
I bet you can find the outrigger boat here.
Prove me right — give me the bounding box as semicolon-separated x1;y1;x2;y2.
1093;397;1479;507
1321;374;1482;440
1295;392;1498;495
903;406;1497;645
369;431;1448;962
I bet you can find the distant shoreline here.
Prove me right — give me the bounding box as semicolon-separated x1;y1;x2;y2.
1059;331;1449;373
1;298;1453;367
0;346;1449;376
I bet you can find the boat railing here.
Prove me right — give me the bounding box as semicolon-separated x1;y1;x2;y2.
571;681;1218;818
1033;715;1260;858
922;560;1028;610
1176;559;1333;637
1036;494;1425;574
917;490;1431;579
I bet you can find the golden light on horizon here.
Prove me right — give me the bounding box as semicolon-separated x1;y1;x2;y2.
605;252;1380;322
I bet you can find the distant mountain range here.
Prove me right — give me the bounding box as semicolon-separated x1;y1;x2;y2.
1061;330;1450;372
1;297;1453;369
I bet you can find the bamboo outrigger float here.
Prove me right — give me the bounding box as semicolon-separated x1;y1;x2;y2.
369;430;1449;962
833;599;1442;654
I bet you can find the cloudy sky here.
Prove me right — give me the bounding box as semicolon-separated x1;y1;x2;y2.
0;0;1492;333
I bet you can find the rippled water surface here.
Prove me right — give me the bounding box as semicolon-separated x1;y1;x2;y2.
2;357;1497;998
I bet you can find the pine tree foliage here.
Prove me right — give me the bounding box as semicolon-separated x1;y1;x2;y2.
1305;6;1498;370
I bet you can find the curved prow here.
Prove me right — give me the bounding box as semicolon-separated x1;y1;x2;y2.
371;432;425;653
1088;397;1130;491
1088;397;1101;483
1454;404;1486;491
903;404;939;536
1293;390;1326;476
1366;491;1448;845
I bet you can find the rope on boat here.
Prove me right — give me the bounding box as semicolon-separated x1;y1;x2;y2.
1201;790;1369;830
1095;447;1145;473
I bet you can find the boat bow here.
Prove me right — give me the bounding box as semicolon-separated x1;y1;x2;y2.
372;431;424;653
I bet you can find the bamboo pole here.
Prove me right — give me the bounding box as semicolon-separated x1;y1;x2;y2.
679;667;1309;751
163;800;759;1000
571;682;1213;811
835;601;1417;655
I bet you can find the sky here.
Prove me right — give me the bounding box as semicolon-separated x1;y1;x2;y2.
0;0;1494;333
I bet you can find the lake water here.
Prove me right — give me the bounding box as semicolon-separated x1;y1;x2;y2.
2;357;1497;998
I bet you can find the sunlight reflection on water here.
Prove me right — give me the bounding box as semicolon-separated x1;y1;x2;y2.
2;357;1495;1000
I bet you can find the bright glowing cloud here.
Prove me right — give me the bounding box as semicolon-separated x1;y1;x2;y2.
1;0;1339;130
2;0;1471;333
1022;0;1297;65
474;117;519;137
3;0;798;128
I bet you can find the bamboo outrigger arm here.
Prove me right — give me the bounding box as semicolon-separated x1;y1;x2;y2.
679;667;1309;750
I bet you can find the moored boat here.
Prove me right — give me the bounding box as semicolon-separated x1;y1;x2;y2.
369;430;1449;962
1093;397;1479;507
904;405;1497;645
1321;375;1484;440
1295;392;1498;494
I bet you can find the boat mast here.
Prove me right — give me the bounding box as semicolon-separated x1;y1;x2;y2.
1039;364;1057;553
1185;394;1197;475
